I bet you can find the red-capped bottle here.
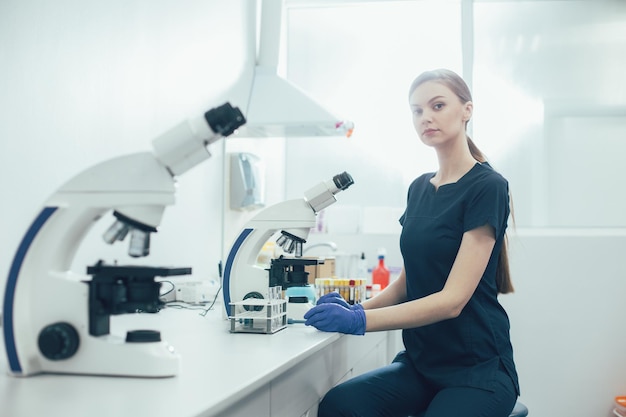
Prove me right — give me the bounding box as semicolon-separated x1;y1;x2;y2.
372;249;390;290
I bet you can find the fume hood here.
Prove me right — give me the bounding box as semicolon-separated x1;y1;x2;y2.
236;0;354;138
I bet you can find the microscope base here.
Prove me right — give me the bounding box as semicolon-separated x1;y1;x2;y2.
14;334;181;378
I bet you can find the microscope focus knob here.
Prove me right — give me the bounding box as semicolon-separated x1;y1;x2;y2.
38;322;80;360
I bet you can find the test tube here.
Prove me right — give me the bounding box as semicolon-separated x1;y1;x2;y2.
349;279;355;305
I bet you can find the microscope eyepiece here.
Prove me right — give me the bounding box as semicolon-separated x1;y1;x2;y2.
204;102;246;137
332;171;354;191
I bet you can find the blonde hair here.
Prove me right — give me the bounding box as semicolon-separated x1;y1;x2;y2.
409;69;514;294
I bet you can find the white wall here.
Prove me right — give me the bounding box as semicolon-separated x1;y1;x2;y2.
0;0;253;294
503;231;626;417
472;0;626;228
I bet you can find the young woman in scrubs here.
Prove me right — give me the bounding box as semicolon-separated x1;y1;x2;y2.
304;68;520;417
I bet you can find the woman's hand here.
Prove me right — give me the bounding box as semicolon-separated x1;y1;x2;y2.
304;303;366;335
316;291;354;309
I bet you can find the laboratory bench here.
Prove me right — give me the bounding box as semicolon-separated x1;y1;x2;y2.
0;305;395;417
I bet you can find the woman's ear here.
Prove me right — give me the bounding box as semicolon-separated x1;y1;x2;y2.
463;101;473;121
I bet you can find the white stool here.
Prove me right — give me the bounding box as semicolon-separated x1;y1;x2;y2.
510;400;529;417
410;399;528;417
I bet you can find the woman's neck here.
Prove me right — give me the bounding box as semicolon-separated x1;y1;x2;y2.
432;138;478;185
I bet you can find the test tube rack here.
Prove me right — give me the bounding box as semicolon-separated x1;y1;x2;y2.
228;286;287;334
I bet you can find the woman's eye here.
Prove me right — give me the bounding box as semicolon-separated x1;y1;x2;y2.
433;103;444;110
412;108;423;116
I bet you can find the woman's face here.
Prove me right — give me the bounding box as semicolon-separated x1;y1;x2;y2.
409;80;472;148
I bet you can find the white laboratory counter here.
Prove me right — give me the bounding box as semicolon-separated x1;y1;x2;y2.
0;305;392;417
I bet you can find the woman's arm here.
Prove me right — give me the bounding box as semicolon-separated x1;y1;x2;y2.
364;224;496;332
361;267;408;310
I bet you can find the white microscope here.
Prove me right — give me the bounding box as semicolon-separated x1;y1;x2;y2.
223;172;354;331
2;102;245;377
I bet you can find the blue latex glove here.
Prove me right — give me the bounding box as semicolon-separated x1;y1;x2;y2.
304;302;366;335
316;292;363;311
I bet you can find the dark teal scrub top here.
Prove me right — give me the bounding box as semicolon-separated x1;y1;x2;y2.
399;162;520;395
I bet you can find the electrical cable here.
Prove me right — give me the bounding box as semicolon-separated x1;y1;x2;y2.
162;261;223;316
199;260;223;316
198;285;222;317
159;280;175;298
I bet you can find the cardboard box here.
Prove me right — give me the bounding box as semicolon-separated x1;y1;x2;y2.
303;257;336;284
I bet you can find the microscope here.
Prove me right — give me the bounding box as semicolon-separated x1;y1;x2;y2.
2;102;245;377
223;172;354;331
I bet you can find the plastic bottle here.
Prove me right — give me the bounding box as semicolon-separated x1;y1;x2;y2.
372;248;390;290
357;252;368;282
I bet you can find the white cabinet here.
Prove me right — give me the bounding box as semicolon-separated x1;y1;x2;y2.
216;331;390;417
266;332;389;417
269;343;336;417
214;384;271;417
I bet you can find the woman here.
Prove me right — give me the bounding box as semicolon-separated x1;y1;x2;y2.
304;68;520;417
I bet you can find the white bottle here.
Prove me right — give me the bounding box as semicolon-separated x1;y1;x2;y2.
357;252;368;282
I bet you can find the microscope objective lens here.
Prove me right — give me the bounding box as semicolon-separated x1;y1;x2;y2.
128;229;150;257
276;234;288;246
102;220;129;244
294;242;303;258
